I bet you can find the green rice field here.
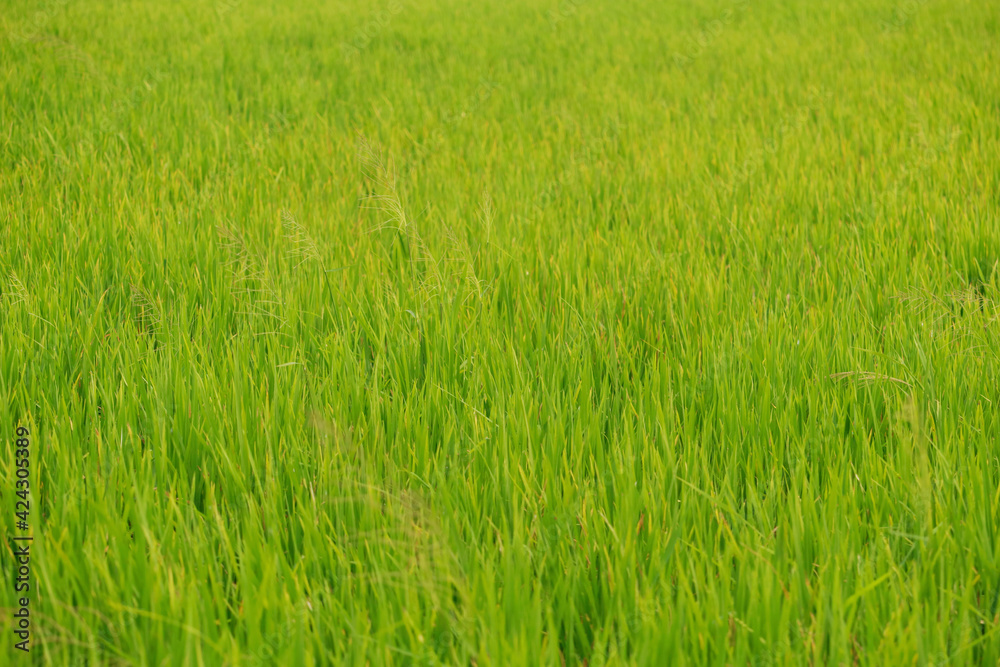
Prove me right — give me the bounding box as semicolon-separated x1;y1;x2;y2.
1;0;999;664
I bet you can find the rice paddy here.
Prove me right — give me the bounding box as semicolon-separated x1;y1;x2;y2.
1;0;999;664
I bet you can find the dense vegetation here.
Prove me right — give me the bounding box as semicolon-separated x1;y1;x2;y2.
1;0;999;663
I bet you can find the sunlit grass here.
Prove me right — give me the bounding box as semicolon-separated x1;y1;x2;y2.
1;0;999;664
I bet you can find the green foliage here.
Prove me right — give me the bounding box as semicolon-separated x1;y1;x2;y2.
1;0;998;664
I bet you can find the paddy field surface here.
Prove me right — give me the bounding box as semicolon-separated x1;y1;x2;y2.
1;0;999;664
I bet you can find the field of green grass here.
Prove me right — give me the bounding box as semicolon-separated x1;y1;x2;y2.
2;0;999;664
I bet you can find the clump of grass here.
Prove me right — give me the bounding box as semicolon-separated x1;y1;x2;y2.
280;209;322;269
3;271;30;308
217;222;289;336
130;282;164;336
